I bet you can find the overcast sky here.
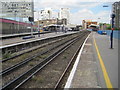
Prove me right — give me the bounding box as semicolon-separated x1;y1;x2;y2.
34;0;119;24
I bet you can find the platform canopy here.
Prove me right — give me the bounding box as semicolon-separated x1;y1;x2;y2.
88;24;99;28
46;24;62;27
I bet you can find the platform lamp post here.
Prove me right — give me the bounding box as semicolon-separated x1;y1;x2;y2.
28;17;34;36
102;5;115;49
37;11;40;37
98;18;100;30
14;10;17;34
110;13;115;49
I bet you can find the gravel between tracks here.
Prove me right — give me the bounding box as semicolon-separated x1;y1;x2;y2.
2;34;78;70
20;32;89;88
2;33;81;86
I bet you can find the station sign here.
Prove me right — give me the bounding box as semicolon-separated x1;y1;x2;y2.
0;1;33;18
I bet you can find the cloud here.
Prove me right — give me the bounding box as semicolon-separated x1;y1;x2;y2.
34;9;59;21
34;0;119;3
70;9;111;24
34;0;103;10
70;9;94;24
34;0;117;24
34;0;77;10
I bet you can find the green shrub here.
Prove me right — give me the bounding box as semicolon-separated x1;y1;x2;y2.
3;51;12;59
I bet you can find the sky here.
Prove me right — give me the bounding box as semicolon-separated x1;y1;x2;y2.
34;0;119;25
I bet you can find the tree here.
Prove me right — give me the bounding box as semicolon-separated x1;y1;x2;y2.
106;24;111;30
48;10;51;19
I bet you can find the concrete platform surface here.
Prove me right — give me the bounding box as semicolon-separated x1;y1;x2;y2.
65;32;118;88
93;32;118;88
1;31;77;46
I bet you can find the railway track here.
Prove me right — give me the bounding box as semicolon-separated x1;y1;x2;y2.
1;34;77;76
2;31;90;89
2;34;74;63
2;33;79;73
1;32;78;55
0;34;79;86
54;37;83;89
20;31;90;89
54;32;90;89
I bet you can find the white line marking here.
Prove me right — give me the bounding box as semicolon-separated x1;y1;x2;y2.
85;43;92;46
64;33;91;89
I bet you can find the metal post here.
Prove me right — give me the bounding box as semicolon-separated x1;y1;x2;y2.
28;17;34;37
14;11;17;34
18;11;19;34
110;13;115;49
38;25;40;37
31;22;33;36
56;18;57;34
110;29;113;49
38;12;40;37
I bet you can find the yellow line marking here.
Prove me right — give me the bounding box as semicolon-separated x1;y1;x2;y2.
93;37;113;89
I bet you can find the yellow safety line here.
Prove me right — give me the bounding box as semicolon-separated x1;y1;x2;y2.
93;37;113;89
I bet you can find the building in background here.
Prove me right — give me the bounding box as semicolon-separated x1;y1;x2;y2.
34;8;69;26
99;23;107;30
0;0;35;34
34;19;57;27
59;8;70;25
0;0;34;22
82;20;98;29
34;18;67;27
112;1;120;29
40;8;52;20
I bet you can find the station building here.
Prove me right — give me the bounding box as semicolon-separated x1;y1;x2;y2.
1;0;34;21
112;1;120;29
82;20;98;29
59;8;70;25
40;8;53;20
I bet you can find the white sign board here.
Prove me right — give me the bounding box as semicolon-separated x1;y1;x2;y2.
0;1;33;18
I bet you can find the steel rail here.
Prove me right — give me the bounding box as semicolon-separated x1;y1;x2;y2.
1;34;79;76
54;33;89;89
2;37;65;62
14;32;88;89
2;31;87;90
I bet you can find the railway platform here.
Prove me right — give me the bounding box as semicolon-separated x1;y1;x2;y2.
1;31;77;46
0;31;50;39
65;31;118;88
